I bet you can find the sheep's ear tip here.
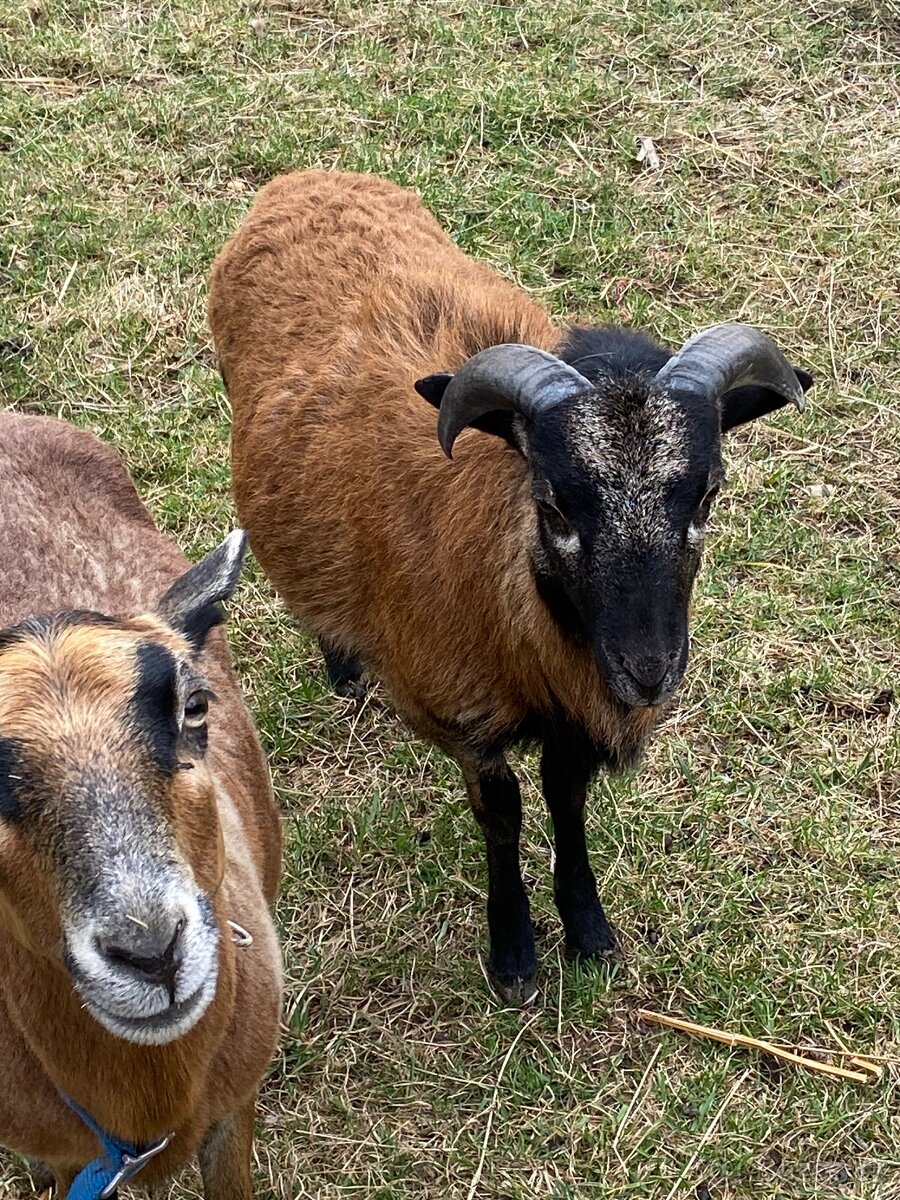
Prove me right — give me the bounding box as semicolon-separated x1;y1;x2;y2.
218;529;248;571
793;367;813;410
414;373;453;409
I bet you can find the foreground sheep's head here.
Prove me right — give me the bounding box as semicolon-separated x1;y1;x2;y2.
0;532;246;1045
416;325;812;711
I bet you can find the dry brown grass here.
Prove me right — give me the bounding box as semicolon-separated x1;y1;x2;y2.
2;0;900;1196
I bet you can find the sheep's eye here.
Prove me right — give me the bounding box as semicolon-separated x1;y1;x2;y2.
539;499;574;542
182;691;209;728
534;481;576;543
686;483;722;550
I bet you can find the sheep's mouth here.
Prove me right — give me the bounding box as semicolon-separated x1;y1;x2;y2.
74;969;217;1046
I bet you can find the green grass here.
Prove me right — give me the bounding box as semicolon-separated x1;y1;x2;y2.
2;1;900;1196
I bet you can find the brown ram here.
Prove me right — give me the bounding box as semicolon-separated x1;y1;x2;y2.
210;170;811;1003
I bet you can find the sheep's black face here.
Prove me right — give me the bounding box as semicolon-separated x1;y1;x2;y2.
527;381;724;709
418;326;809;709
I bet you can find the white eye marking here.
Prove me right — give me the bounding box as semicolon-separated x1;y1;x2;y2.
553;527;581;555
687;521;705;550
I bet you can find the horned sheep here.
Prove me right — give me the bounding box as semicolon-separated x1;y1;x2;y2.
210;170;811;1003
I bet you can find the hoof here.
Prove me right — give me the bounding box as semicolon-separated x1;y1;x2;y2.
564;923;619;961
559;902;619;960
488;971;539;1006
334;676;369;703
567;939;624;967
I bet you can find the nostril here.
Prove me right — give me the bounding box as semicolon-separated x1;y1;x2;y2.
621;657;669;693
98;916;186;1005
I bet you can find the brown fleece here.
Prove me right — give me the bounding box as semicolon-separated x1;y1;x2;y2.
210;170;658;757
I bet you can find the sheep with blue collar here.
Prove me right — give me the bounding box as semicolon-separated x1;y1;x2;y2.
0;413;282;1198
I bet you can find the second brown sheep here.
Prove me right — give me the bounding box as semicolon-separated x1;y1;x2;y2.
209;169;811;1002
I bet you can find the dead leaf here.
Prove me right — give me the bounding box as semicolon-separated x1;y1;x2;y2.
635;136;661;170
803;483;835;498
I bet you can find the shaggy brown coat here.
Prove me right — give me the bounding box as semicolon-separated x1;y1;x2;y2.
210;171;657;760
0;412;282;1197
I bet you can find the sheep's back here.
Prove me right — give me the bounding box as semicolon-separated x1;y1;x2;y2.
209;170;555;422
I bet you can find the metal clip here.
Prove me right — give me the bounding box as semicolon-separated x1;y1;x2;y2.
227;919;253;947
99;1132;173;1200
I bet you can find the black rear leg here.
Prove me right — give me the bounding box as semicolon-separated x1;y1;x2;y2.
318;635;367;700
541;721;617;959
27;1159;76;1198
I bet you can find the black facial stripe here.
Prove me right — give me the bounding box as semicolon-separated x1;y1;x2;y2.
0;736;24;822
131;642;180;776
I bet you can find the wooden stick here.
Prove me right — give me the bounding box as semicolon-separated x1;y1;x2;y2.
850;1056;885;1080
637;1009;874;1085
822;1017;885;1080
767;1043;885;1078
770;1042;891;1069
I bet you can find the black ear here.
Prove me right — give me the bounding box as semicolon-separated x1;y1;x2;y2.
414;374;520;451
414;374;453;409
157;530;247;653
721;367;813;431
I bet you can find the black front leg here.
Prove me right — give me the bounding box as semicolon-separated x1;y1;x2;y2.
318;635;366;700
462;756;537;1005
541;722;616;958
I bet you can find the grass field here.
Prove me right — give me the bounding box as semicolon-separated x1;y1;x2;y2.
2;1;900;1196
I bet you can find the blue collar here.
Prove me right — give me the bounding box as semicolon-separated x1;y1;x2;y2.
61;1094;173;1200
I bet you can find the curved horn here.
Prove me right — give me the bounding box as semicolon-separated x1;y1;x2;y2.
654;323;806;411
431;344;591;458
